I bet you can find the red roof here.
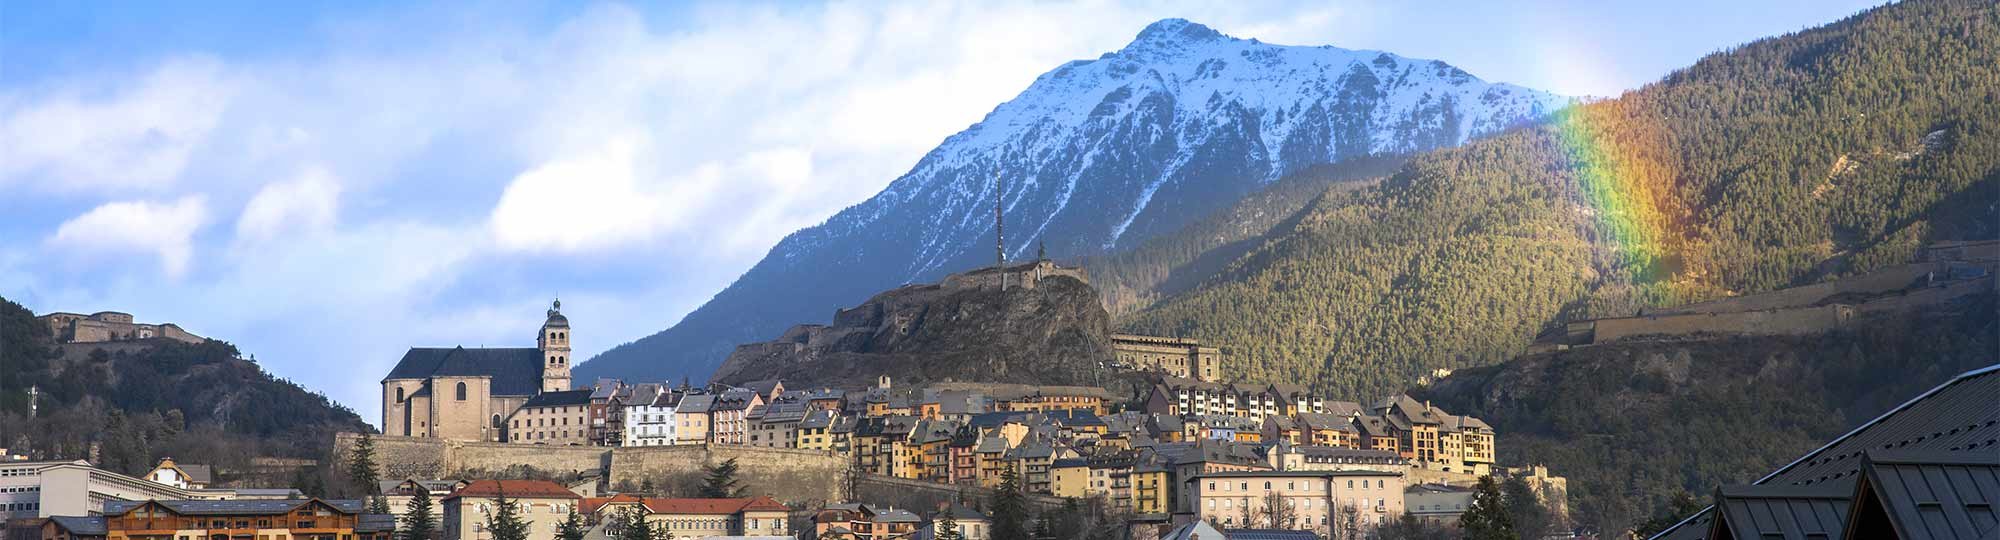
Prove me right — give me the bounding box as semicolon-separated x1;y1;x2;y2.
742;496;790;512
581;494;646;515
445;480;580;500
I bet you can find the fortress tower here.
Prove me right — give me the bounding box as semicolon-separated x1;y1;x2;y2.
539;299;573;392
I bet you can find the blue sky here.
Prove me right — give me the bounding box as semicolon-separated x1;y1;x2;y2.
0;0;1883;425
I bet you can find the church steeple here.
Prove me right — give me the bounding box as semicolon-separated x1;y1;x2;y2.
539;298;572;392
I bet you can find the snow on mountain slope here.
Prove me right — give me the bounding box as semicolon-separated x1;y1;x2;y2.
577;18;1569;384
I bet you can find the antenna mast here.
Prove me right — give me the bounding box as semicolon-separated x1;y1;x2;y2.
994;167;1005;269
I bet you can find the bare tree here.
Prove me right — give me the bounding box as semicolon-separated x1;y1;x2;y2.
1257;492;1298;530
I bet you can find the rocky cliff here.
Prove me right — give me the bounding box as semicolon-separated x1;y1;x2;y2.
711;261;1117;388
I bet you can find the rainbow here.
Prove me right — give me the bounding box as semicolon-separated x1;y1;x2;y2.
1550;102;1679;276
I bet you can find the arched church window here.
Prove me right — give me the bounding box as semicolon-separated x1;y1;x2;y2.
396;387;405;403
493;414;502;428
456;382;468;401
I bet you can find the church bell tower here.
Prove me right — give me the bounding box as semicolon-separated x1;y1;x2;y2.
539;298;572;392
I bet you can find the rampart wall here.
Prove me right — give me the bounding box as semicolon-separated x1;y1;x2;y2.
335;434;848;506
853;474;1067;512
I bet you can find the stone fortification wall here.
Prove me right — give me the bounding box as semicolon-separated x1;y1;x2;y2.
1653;263;1938;315
609;445;849;504
336;434;848;506
1592;304;1853;344
335;433;605;480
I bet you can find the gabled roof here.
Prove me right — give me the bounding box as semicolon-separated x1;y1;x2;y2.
677;394;717;413
1845;450;2000;540
49;516;107;536
383;346;546;396
1650;364;2000;540
799;409;837;429
105;499;364;517
645;497;791;515
445;480;580;500
1708;484;1851;540
1323;401;1363;417
523;389;594;409
1224;529;1319;540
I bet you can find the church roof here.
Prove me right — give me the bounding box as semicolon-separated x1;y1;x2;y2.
383;346;546;397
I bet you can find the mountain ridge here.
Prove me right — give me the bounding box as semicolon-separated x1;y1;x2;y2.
580;18;1567;384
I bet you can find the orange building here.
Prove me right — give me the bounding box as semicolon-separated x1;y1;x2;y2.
100;499;394;540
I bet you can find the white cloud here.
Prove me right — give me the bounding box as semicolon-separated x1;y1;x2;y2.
1;57;235;195
47;196;210;278
236;167;343;243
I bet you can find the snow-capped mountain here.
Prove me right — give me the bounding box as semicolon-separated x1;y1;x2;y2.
578;18;1569;383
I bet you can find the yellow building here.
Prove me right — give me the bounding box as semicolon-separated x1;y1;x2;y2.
1050;458;1090;498
796;410;839;451
440;480;582;540
1131;465;1171;515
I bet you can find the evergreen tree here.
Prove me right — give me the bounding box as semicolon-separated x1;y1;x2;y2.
485;492;530;540
1460;476;1517;540
1032;513;1053;540
350;434;381;495
989;467;1030;540
367;496;392;516
699;458;744;498
611;505;658;540
400;489;438;540
935;509;963;540
1503;476;1554;539
556;506;588;540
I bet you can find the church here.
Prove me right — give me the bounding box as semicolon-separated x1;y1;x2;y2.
380;299;573;441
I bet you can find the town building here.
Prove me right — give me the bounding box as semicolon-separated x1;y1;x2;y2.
98;499;395;540
1403;484;1473;524
381;300;574;441
709;390;763;445
620;383;678;447
439;480;580;540
39;515;108;540
1;460;219;519
812;503;918;540
1110;334;1220;382
1186;470;1407;533
140;458;211;490
1266;442;1407;475
674;394;716;445
631;497;792;538
378;479;466;520
928;506;991;540
508;390;594;445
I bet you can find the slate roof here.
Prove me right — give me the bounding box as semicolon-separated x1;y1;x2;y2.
104;499;366;516
1225;529;1319;540
357;513;398;533
1295;413;1355;432
1848;450;2000;539
1323;401;1363;418
677;394;716;414
799;409;837;429
446;479;580;500
383;346;546;396
523;389;594;408
49;516;107;536
872;509;922;523
1708;484;1851;540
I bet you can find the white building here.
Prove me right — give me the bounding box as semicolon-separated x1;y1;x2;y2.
622;383;678;446
1;460;218;518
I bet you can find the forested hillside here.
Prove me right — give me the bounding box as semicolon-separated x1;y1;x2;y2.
1086;155;1405;316
1121;0;2000;399
0;296;371;481
1418;292;1998;535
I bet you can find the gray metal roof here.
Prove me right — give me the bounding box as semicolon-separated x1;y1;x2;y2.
1650;364;2000;540
1224;529;1319;540
1850;450;2000;539
1710;484;1851;540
